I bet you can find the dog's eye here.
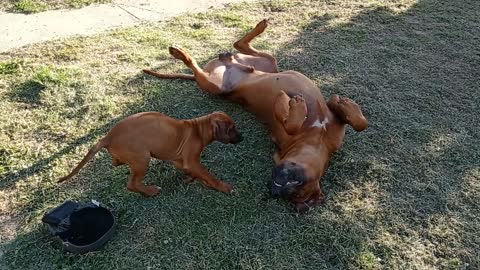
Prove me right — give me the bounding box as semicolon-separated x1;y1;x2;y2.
273;181;283;187
286;181;299;186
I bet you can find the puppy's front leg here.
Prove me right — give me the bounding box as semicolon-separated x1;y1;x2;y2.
182;159;233;194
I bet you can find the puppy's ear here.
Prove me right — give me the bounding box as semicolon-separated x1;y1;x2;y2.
212;120;231;143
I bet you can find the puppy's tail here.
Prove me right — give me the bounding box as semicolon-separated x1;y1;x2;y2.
142;69;195;81
58;139;108;183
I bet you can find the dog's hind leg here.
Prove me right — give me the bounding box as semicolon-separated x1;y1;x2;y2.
167;45;223;94
234;19;269;55
233;19;277;72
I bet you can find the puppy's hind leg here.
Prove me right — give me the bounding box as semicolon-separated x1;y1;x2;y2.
112;156;125;166
126;157;160;197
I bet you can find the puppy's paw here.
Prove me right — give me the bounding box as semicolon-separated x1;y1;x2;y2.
182;175;195;184
218;182;234;194
143;185;161;197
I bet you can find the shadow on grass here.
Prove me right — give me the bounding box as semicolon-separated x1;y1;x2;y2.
2;0;480;268
8;80;45;105
0;116;123;190
274;0;479;267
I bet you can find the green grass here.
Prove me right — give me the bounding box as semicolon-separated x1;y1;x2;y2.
1;0;479;269
0;0;111;13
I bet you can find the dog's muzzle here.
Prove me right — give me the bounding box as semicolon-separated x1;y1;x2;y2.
270;161;306;199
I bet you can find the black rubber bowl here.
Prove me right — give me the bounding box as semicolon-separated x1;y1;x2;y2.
43;201;116;254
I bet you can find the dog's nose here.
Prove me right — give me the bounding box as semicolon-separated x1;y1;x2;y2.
271;189;281;199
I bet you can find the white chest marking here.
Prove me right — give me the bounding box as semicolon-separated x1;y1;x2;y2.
311;117;329;129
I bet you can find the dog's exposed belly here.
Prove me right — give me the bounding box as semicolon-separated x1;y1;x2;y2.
227;71;329;128
220;66;252;92
205;53;277;93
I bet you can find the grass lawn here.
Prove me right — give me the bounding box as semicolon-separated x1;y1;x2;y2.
1;0;479;269
0;0;111;13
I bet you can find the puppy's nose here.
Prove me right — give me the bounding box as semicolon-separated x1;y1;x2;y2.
235;132;243;143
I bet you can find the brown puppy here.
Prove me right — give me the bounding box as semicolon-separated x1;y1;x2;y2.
143;19;368;213
58;111;242;196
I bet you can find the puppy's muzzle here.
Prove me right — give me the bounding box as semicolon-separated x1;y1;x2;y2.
232;132;243;144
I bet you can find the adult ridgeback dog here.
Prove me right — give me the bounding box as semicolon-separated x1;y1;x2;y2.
58;111;242;196
143;19;368;213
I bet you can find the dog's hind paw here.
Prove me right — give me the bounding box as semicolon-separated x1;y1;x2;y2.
168;45;192;65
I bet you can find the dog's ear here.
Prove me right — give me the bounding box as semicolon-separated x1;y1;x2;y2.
294;183;323;214
212;120;231;143
327;95;368;132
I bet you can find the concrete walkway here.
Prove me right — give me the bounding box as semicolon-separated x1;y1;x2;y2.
0;0;251;53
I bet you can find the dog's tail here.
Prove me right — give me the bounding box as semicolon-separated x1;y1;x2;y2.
142;69;195;81
57;139;108;183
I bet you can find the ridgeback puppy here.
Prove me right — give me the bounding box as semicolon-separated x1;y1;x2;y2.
58;111;242;196
143;19;368;213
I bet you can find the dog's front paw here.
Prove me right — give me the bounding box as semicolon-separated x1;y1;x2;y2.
289;94;305;106
289;94;307;115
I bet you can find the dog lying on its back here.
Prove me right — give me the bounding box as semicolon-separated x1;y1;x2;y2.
58;111;242;196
